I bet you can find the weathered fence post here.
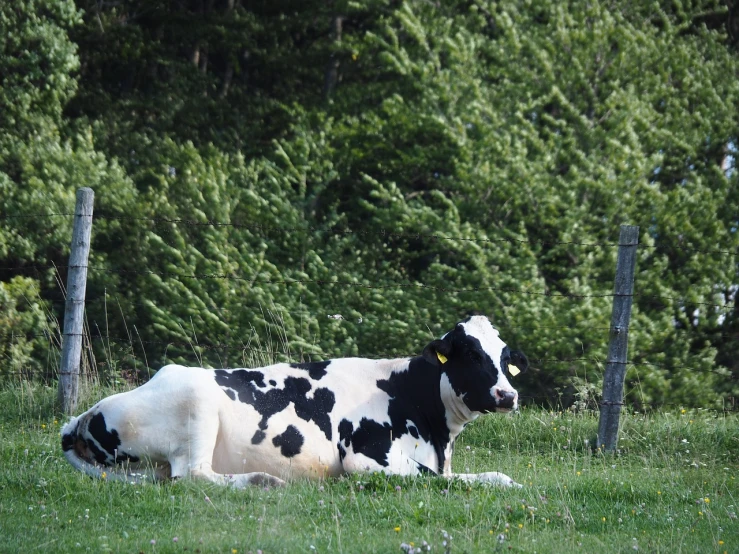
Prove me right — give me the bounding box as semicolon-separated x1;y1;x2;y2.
597;225;639;452
58;188;94;415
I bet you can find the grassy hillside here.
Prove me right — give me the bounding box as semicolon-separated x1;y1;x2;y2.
0;383;736;553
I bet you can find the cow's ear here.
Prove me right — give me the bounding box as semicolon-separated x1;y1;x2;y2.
423;339;452;366
508;350;529;375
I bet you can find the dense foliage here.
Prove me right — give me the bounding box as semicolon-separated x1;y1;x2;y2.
1;0;737;408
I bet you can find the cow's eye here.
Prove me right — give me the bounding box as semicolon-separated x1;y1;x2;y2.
469;351;482;363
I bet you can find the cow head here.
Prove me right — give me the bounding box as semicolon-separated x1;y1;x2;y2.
423;315;528;415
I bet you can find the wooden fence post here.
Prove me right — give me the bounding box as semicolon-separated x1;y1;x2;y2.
597;225;639;452
58;188;94;415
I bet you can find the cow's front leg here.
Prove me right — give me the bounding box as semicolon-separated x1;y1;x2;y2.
340;440;433;477
188;467;286;489
449;471;522;488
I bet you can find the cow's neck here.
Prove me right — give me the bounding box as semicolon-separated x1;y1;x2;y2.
439;372;480;439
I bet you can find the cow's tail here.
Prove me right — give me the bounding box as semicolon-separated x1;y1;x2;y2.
61;413;159;484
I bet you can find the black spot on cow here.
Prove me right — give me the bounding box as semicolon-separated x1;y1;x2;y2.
214;370;336;440
251;430;266;444
215;369;266;392
344;417;393;467
337;357;451;472
416;462;436;475
61;422;78;452
272;425;304;458
85;413;140;465
224;389;236;401
379;358;450;471
89;413;120;456
290;361;330;380
85;437;109;464
338;419;353;448
269;380;277;386
114;451;140;464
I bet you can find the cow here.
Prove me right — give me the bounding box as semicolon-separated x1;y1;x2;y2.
61;315;528;488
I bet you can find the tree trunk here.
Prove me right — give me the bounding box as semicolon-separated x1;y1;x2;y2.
323;15;343;100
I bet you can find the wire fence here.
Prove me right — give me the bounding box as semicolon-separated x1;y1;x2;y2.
3;262;736;310
4;210;738;255
1;211;737;411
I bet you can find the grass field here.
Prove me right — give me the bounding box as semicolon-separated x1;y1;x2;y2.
0;382;737;553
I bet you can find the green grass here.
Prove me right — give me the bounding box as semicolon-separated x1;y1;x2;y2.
0;383;737;553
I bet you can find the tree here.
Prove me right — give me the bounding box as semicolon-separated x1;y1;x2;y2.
2;0;736;408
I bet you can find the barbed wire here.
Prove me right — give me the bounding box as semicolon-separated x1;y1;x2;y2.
1;211;736;257
93;213;739;256
3;261;734;310
21;296;739;341
92;213;628;248
0;213;75;219
87;266;739;309
0;264;62;272
0;213;739;255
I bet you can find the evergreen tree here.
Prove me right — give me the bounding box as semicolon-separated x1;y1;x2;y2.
1;0;736;407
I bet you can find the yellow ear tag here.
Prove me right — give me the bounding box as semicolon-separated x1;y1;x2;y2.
437;352;448;364
508;364;521;377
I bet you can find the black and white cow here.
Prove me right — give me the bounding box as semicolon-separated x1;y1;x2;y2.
61;315;528;488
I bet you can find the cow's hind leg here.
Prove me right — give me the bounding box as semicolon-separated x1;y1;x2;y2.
167;444;285;488
164;415;285;489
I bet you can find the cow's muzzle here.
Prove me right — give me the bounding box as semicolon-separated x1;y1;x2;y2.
493;388;518;411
